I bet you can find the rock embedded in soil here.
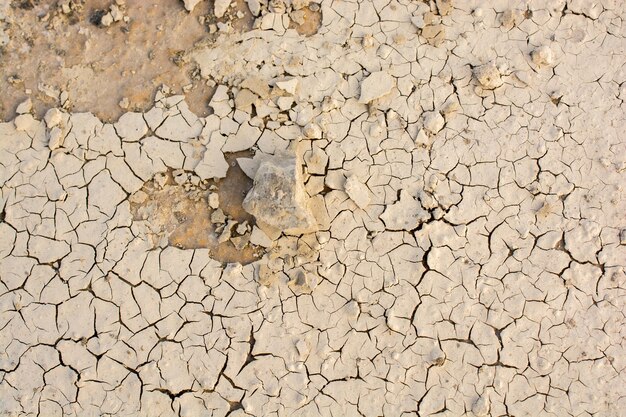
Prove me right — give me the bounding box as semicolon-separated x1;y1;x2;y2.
474;62;503;89
242;153;317;235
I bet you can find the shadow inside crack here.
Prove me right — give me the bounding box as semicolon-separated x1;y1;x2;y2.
129;151;263;265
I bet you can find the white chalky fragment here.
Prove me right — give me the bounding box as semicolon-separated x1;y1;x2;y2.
195;132;229;180
100;13;113;27
474;62;503;89
48;127;65;150
208;193;219;209
249;226;273;247
358;71;395;103
344;175;370;209
214;0;230;17
531;45;555;66
275;77;299;95
421;111;445;135
183;0;202;12
13;114;35;131
246;0;261;15
44;108;63;128
16;99;32;114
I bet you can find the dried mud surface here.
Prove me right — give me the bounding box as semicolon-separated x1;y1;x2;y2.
1;0;625;416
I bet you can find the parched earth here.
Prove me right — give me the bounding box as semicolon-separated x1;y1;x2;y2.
1;0;625;416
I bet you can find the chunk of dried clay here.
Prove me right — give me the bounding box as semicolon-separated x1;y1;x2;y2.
182;0;202;12
48;127;65;150
44;108;64;128
242;153;317;235
474;62;503;89
531;45;555;67
208;192;219;209
381;190;429;231
275;77;299;95
250;226;274;247
16;99;32;114
359;71;395;103
500;9;523;29
288;268;318;293
214;0;230;17
421;111;445;135
344;175;370;209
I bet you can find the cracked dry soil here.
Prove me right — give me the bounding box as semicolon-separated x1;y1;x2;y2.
1;0;626;416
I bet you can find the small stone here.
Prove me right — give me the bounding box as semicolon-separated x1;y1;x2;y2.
277;96;294;111
129;190;148;205
118;97;130;109
361;34;375;48
246;0;261;15
249;226;273;247
235;89;258;111
208;193;219;209
110;4;124;21
218;219;237;243
321;96;340;112
236;221;249;235
154;172;168;189
414;128;429;146
243;153;317;235
531;45;554;67
13;114;34;131
211;208;226;224
359;71;395;103
183;0;202;12
100;12;114;27
240;77;270;99
275;77;299;95
16;98;32;114
214;0;230;18
173;170;188;185
421;111;445;135
500;9;522;30
230;234;249;250
60;0;71;14
435;0;453;16
474;62;503;89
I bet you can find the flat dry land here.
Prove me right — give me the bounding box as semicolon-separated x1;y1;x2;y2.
1;0;625;416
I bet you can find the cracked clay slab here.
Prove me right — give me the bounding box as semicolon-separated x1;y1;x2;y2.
1;1;625;416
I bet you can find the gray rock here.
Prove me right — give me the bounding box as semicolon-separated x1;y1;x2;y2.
242;153;317;235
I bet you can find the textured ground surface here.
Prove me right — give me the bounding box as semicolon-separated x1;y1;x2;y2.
1;0;625;416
